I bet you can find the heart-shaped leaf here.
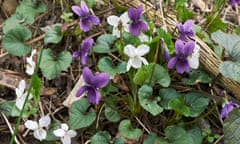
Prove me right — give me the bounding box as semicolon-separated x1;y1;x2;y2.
223;109;240;144
183;70;212;85
219;61;240;83
184;92;209;117
91;131;111;144
118;119;142;139
98;56;127;79
138;85;163;116
68;98;96;129
2;26;31;56
44;26;63;44
104;106;120;122
159;88;180;109
143;133;168;144
93;34;117;53
168;98;190;117
39;49;72;80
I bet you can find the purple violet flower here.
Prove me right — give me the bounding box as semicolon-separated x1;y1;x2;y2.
128;5;148;36
177;19;194;41
71;1;100;32
76;67;110;104
167;40;195;74
73;38;94;66
228;0;240;6
164;49;170;62
220;102;239;118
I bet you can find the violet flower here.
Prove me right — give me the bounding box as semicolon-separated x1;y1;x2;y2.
76;67;110;104
177;19;194;41
71;1;100;32
220;102;239;118
73;38;94;66
128;5;148;36
228;0;240;6
168;40;194;74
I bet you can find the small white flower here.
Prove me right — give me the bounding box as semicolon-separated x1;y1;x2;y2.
138;33;152;42
53;123;77;144
15;80;32;110
124;44;150;71
188;43;200;69
26;49;37;75
24;115;51;141
107;12;130;38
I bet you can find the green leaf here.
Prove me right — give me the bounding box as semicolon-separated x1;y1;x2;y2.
44;26;63;44
157;28;174;54
207;17;227;33
104;106;120;122
3;14;24;34
98;56;127;79
184;92;209;117
168;98;190;117
91;131;111;144
122;32;141;46
159;88;180;109
183;70;212;85
118;119;142;139
2;26;31;56
223;109;240;144
113;137;124;144
188;126;203;144
176;5;195;22
134;63;170;87
0;101;15;116
30;74;42;105
143;133;168;144
68;98;96;129
46;121;61;141
85;0;97;8
211;30;240;61
39;49;72;80
138;85;163;116
93;34;117;53
165;125;194;144
219;61;240;83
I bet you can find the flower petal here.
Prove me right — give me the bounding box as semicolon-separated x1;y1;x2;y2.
183;41;195;56
124;44;136;57
33;128;47;141
139;57;148;65
174;40;184;55
127;59;133;71
139;21;148;31
25;120;38;130
89;15;100;25
136;44;150;56
183;20;194;33
82;67;94;85
112;27;121;38
93;73;110;88
39;115;51;128
80;1;89;14
167;57;177;69
66;130;77;138
188;44;200;69
130;57;142;69
176;60;189;74
53;129;66;137
16;96;26;110
61;123;69;131
80;19;90;32
61;136;71;144
120;12;130;24
76;86;88;97
87;87;101;104
129;23;141;36
81;38;94;52
107;15;120;27
128;5;143;20
72;51;81;59
71;6;82;16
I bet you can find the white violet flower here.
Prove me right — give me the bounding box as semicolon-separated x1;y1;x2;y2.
26;49;37;75
188;43;200;69
24;115;51;141
138;33;152;42
15;80;32;110
124;44;150;71
53;123;77;144
107;12;130;38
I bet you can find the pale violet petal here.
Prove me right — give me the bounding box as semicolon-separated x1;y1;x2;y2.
127;59;133;71
188;44;200;69
140;57;149;65
130;57;142;69
39;115;51;128
136;44;150;56
61;136;71;144
66;130;77;138
33;128;47;141
120;12;130;25
15;88;23;98
124;44;136;57
15;96;25;110
107;15;120;27
112;27;120;38
123;24;129;32
53;129;66;137
24;120;39;130
19;80;26;91
138;33;149;42
61;123;69;131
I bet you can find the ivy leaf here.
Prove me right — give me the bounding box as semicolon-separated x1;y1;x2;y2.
98;56;127;79
138;85;163;116
219;61;240;83
44;26;63;44
93;34;117;53
168;98;190;117
223;109;240;144
68;98;96;129
91;131;111;144
2;26;31;56
159;88;180;109
183;70;212;85
39;49;72;80
118;119;142;139
184;92;209;117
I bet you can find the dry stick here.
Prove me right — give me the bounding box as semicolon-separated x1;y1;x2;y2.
118;0;240;100
1;112;21;144
135;116;151;134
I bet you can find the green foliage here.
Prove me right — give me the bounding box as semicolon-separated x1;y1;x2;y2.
206;17;227;33
91;131;111;144
143;133;168;144
223;109;240;144
30;74;42;106
98;56;127;79
183;70;212;85
122;32;141;46
61;12;73;22
174;0;195;22
39;49;72;80
160;88;180;109
93;34;117;53
138;85;163;116
157;28;174;54
118;119;142;139
2;26;32;56
68;98;96;129
44;26;63;44
104;106;120;122
85;0;97;8
168;98;190;117
134;63;170;87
